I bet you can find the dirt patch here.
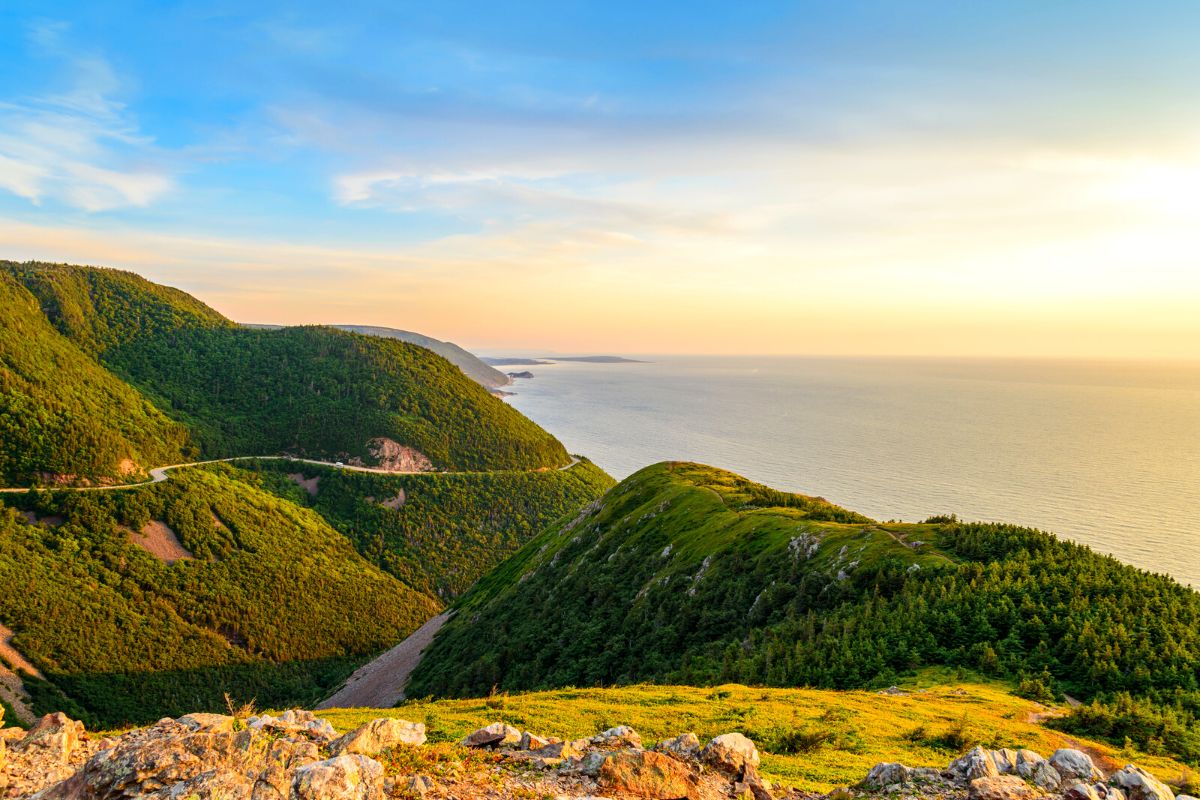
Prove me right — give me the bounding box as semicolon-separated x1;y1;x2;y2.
365;437;433;472
19;511;62;527
0;622;42;724
117;458;138;476
128;520;194;565
379;488;407;510
287;473;320;496
317;610;451;709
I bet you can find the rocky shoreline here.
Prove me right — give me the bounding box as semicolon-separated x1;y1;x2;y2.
1;707;1195;800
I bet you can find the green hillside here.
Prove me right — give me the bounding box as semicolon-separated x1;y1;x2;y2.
243;458;615;599
0;272;191;485
0;465;440;727
409;461;1200;763
104;325;569;470
0;261;572;481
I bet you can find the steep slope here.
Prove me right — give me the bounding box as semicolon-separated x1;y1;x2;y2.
0;272;190;485
0;261;571;477
409;462;1200;765
246;458;615;599
0;465;440;727
106;325;569;470
332;325;512;390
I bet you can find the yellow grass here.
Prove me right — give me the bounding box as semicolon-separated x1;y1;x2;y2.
316;679;1192;792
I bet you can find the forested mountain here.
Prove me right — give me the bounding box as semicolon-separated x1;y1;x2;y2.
0;261;570;483
331;325;512;390
0;466;439;726
0;272;191;485
410;461;1200;762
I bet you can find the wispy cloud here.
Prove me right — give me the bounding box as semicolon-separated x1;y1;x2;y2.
0;22;172;212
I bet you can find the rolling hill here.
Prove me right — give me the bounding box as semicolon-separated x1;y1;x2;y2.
0;261;571;483
409;461;1200;763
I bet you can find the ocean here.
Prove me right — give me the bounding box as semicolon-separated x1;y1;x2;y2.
502;356;1200;588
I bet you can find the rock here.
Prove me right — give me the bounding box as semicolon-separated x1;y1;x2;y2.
598;750;700;800
1017;750;1048;779
248;709;337;740
580;750;610;777
701;733;760;776
406;775;435;797
969;775;1041;800
1031;761;1064;791
520;731;551;750
993;748;1020;775
1109;765;1176;800
594;725;643;749
293;754;386;800
741;763;774;800
657;732;702;759
331;718;426;756
534;739;585;760
14;712;85;765
461;721;522;748
1063;781;1104;800
1105;787;1128;800
862;763;941;790
949;747;1001;782
1051;749;1104;781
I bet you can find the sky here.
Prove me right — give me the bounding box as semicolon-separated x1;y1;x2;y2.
1;1;1199;357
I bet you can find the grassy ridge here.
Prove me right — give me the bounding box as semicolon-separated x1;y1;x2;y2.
0;272;190;484
319;680;1191;792
0;465;440;726
410;462;1200;764
243;459;615;599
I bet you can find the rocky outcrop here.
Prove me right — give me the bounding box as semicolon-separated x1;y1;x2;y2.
1109;766;1176;800
702;732;760;776
598;749;701;800
331;717;427;757
969;775;1041;800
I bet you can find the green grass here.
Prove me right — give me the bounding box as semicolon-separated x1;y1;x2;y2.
318;681;1192;792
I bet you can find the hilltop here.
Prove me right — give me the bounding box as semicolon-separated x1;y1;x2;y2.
410;462;1200;765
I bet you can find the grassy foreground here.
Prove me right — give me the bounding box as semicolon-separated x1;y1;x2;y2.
316;679;1192;792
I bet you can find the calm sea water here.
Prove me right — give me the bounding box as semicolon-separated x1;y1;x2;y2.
502;357;1200;588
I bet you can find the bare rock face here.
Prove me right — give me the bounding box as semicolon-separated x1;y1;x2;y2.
330;717;426;757
1050;749;1105;782
461;721;522;748
364;438;434;472
293;755;386;800
598;750;701;800
968;775;1042;800
1109;765;1176;800
13;713;84;766
701;733;760;777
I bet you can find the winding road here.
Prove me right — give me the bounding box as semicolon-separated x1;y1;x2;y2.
0;454;582;494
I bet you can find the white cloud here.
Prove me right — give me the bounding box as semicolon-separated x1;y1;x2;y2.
0;29;173;212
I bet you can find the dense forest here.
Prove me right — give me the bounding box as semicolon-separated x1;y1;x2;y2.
105;325;569;471
409;462;1200;764
0;466;440;726
0;272;191;484
241;459;614;598
0;261;571;483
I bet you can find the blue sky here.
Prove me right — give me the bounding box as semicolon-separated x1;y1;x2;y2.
1;2;1199;355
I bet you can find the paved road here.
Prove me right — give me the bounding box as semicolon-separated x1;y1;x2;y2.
0;454;582;493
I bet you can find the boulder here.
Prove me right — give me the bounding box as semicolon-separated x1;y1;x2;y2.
1031;761;1063;792
1017;751;1048;779
598;750;700;800
1051;749;1104;781
701;733;760;776
862;762;941;790
248;709;337;740
993;748;1020;775
461;721;522;748
657;732;702;759
737;764;774;800
594;725;643;749
533;739;585;760
331;718;426;756
1063;781;1104;800
1109;765;1175;800
406;775;435;797
968;775;1041;800
14;713;85;765
949;747;1001;782
520;731;551;750
293;754;385;800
